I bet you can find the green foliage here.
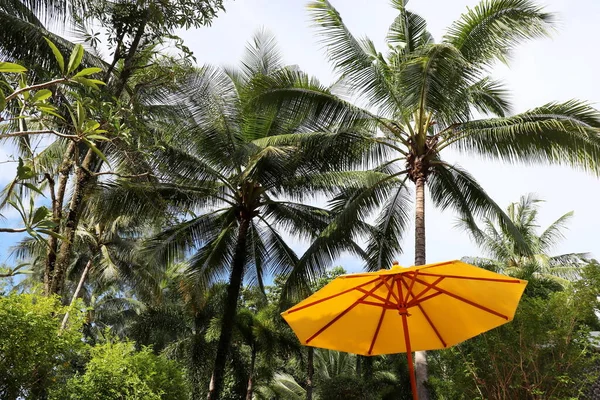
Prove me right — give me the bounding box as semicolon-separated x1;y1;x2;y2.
461;194;589;285
52;340;190;400
429;266;600;399
315;375;370;400
0;292;85;399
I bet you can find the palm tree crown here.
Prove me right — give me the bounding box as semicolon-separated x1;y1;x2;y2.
461;194;589;284
120;31;364;399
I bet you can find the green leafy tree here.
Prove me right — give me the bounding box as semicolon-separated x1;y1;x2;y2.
0;292;85;399
258;1;600;397
0;0;226;297
461;194;589;285
51;340;190;400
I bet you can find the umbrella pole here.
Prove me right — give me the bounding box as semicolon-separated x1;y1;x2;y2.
401;313;418;400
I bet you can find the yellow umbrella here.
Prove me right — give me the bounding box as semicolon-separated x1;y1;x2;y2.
281;260;527;400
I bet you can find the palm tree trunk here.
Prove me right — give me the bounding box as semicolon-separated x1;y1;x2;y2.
414;175;429;400
44;141;75;295
306;347;314;400
207;218;250;400
60;259;91;331
363;356;373;380
50;149;95;295
246;344;257;400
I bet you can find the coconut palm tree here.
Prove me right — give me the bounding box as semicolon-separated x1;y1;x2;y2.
114;31;373;400
461;194;589;285
255;0;600;397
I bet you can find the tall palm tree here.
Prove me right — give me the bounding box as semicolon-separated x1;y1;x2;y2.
116;31;369;400
461;194;589;284
256;0;600;397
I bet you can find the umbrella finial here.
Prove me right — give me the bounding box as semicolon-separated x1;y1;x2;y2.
392;260;399;266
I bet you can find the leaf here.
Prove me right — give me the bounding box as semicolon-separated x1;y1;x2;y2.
31;206;50;225
67;44;84;74
71;77;105;90
72;67;102;78
37;229;66;240
0;89;5;111
0;62;27;73
44;38;65;74
23;183;45;197
16;158;35;180
83;120;100;132
86;134;109;141
37;105;65;120
81;138;110;165
31;89;52;103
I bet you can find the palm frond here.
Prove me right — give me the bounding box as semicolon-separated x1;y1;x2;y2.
364;177;412;271
240;28;283;79
450;100;600;174
538;211;573;253
307;0;400;113
467;77;511;117
429;161;530;255
443;0;554;66
386;0;432;52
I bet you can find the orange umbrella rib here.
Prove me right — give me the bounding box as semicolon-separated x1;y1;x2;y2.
305;279;387;344
404;272;418;304
381;275;402;304
412;271;522;283
411;276;510;320
286;276;380;314
410;276;445;302
355;287;390;304
418;303;447;348
407;291;443;307
368;279;394;355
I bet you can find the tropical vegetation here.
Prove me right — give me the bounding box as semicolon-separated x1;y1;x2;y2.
1;0;600;399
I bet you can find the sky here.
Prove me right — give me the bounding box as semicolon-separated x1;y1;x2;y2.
2;0;600;273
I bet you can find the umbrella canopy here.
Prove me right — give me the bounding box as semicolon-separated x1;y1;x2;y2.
281;260;528;399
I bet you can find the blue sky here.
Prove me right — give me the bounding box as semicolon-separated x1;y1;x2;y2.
2;0;600;274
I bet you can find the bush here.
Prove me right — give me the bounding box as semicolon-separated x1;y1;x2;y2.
316;375;370;400
0;292;85;399
52;340;190;400
429;271;600;400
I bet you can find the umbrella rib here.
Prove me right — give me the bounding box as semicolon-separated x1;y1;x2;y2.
381;276;402;304
356;288;389;304
368;277;394;355
417;303;447;348
410;276;510;320
305;279;387;344
400;277;447;348
361;300;396;309
404;272;417;304
286;277;381;314
414;272;522;283
407;291;443;307
410;276;445;302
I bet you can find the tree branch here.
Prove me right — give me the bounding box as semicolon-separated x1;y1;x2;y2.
5;78;69;102
0;227;27;233
0;130;78;139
